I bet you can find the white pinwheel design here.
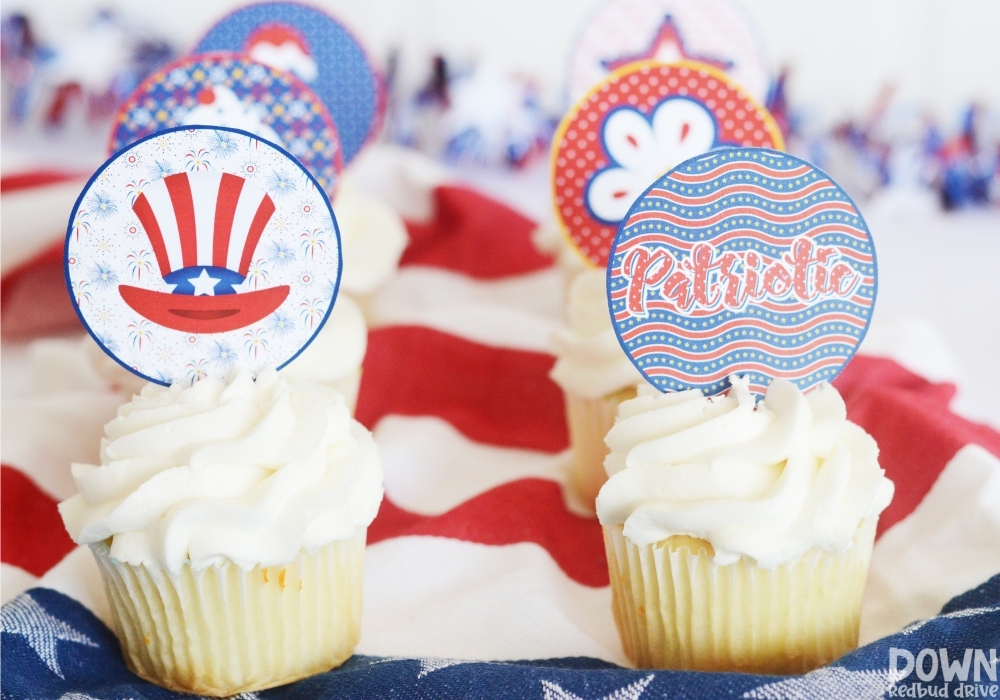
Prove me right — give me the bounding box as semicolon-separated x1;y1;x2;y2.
586;98;716;223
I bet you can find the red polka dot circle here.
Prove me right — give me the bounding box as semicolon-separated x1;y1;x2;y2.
550;60;784;268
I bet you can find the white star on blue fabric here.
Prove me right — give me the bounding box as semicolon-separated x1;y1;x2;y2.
1;593;99;678
541;674;654;700
367;655;472;679
189;268;221;296
417;657;467;678
742;667;903;700
899;603;1000;636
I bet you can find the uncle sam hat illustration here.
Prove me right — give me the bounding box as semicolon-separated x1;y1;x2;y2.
66;125;342;386
122;169;284;334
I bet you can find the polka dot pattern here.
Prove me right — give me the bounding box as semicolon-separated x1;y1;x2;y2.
551;60;783;268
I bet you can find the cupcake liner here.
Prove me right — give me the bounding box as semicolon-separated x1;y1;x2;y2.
90;532;366;696
604;519;877;674
564;387;637;515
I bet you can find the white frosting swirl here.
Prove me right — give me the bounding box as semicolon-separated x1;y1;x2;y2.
550;268;644;399
334;176;408;296
280;293;367;386
596;376;894;568
59;366;383;573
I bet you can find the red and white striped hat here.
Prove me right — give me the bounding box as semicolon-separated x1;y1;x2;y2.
132;171;275;280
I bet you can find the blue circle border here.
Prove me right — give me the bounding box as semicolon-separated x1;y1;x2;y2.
605;146;879;396
64;124;344;388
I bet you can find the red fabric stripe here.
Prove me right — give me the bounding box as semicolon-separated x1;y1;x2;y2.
401;186;554;279
369;479;608;587
213;173;245;268
0;171;86;193
239;195;276;276
0;466;76;577
132;193;172;277
0;242;82;338
834;355;1000;537
163;173;198;269
356;326;568;453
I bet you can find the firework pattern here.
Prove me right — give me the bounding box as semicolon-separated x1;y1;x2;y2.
66;127;341;386
109;53;342;197
608;148;877;396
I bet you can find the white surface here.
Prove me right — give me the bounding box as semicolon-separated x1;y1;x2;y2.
863;207;1000;430
861;444;1000;643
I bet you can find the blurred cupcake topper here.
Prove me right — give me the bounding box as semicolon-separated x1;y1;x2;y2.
66;125;342;386
109;52;342;198
568;0;770;105
551;60;784;268
607;147;878;396
194;1;385;164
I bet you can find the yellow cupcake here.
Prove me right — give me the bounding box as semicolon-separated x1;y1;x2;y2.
596;377;894;673
60;367;383;695
551;269;645;515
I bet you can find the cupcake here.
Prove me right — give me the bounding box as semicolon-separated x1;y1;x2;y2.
275;177;406;408
333;176;408;302
83;335;147;397
532;221;589;292
279;294;368;413
550;268;645;515
596;376;894;674
58;366;383;695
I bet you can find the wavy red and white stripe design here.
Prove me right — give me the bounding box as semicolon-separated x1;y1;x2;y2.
132;171;275;277
3;170;1000;662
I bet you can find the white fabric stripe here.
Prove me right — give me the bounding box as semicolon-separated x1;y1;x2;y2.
227;179;268;272
860;444;1000;644
142;178;183;273
0;178;88;275
365;266;564;353
1;563;39;606
0;392;124;501
36;546;113;628
375;415;567;516
189;171;222;267
358;537;626;664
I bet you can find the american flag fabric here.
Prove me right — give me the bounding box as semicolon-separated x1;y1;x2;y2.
2;162;999;699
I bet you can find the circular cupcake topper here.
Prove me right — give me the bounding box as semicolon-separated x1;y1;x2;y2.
568;0;770;104
110;52;342;198
68;125;342;386
552;61;783;268
608;147;877;396
195;2;385;164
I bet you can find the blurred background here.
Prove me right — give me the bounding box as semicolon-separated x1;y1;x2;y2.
2;0;999;426
4;0;1000;184
3;0;1000;118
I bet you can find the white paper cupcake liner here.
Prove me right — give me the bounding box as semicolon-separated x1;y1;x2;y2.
604;519;877;674
90;532;366;696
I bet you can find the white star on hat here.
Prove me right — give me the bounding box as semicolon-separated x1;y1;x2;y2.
1;593;99;678
189;268;221;296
